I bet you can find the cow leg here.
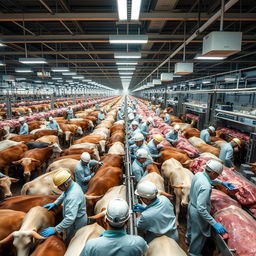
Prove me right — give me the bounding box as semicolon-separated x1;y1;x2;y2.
174;191;181;227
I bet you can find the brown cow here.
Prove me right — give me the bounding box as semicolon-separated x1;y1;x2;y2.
61;148;94;156
0;144;28;175
27;121;43;132
13;147;54;181
73;134;106;152
10;134;37;142
195;143;220;157
145;163;161;175
34;130;58;138
59;123;83;145
110;124;124;134
0;176;19;198
107;131;125;147
53;154;82;162
182;128;200;139
100;154;123;168
30;235;66;256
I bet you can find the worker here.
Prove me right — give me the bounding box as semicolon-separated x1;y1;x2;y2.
66;106;74;120
48;116;60;130
75;152;103;193
186;160;235;256
134;181;178;243
163;110;171;125
134;113;142;123
148;102;153;110
219;138;241;168
200;126;215;144
140;117;154;139
95;103;100;111
130;133;150;160
128;121;141;142
97;110;105;122
155;106;161;116
18;117;29;135
127;113;135;126
132;149;150;183
117;108;123;121
147;134;164;161
80;198;148;256
165;125;180;146
41;169;87;244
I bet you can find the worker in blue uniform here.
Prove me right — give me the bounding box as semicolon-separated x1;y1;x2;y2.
117;108;123;121
75;152;103;193
219;138;241;168
66;106;74;120
80;198;148;256
95;103;100;111
134;181;178;243
147;134;164;161
128;121;141;144
127;113;135;126
130;133;150;160
18;117;29;135
155;106;161;116
200;126;215;144
132;149;151;183
140;118;154;139
165;125;180;146
97;110;105;122
41;169;87;244
186;160;235;256
48;116;60;130
163;110;171;125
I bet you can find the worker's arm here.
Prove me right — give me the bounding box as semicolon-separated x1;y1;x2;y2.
54;192;65;206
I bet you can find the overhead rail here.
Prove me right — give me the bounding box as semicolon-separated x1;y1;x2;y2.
215;109;256;121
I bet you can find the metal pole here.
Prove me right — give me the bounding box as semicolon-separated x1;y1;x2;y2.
6;94;12;119
50;94;54;110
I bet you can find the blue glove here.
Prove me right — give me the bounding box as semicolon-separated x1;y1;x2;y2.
158;153;163;157
43;203;56;211
213;222;228;234
133;203;146;212
223;182;235;190
40;227;56;237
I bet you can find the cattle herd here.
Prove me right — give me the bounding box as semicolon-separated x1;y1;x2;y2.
0;95;255;256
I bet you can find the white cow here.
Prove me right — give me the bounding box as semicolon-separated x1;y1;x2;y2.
70;142;100;160
188;136;206;147
46;158;79;173
0;176;19;197
0;140;23;151
92;127;110;140
145;236;186;256
161;158;194;225
65;223;105;256
108;142;125;155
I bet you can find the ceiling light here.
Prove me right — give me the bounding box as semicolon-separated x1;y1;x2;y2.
119;72;134;75
153;79;161;85
189;82;195;86
116;62;138;65
62;72;77;76
202;79;211;84
52;77;62;80
225;77;236;82
19;57;47;64
15;68;33;73
194;54;226;60
57;80;63;82
0;43;6;47
51;67;70;72
118;67;136;71
0;61;6;66
34;80;42;83
82;79;92;82
109;35;148;44
114;52;141;59
174;62;193;75
72;76;84;79
117;0;127;20
121;76;132;79
131;0;142;20
173;75;182;77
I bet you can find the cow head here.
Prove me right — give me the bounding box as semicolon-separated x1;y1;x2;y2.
64;131;72;141
0;176;19;197
76;126;83;135
0;230;46;256
172;184;190;207
88;120;94;129
49;143;62;153
99;140;106;153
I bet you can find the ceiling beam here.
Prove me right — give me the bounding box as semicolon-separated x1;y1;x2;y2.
0;12;255;21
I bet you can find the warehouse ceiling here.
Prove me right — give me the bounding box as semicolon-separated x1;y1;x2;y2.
0;0;256;91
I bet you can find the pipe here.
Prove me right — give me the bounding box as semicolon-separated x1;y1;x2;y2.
134;0;239;89
38;0;54;14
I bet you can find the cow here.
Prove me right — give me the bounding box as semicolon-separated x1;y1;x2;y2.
110;124;124;134
68;119;94;133
188;136;206;147
0;144;28;175
107;131;125;146
46;159;79;173
35;135;60;145
53;155;81;162
145;236;187;256
161;158;194;225
73;135;106;153
10;134;37;142
61;148;94;157
13;147;55;181
107;142;125;155
27;121;44;132
100;154;123;168
182;128;200;139
0;140;23;151
59;123;83;145
145;163;161;175
189;139;220;157
92;127;110;140
25;142;49;150
21;168;72;195
69;143;100;161
0;206;56;256
30;235;66;256
64;223;104;256
34;130;58;138
0;176;19;198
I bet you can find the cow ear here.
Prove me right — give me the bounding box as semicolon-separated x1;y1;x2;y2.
12;160;22;164
10;177;19;183
31;159;41;163
172;185;183;189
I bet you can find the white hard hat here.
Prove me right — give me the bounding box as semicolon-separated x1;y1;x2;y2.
133;133;144;142
128;113;134;121
106;198;130;227
163;110;167;113
49;116;53;121
137;115;142;120
133;110;137;113
208;126;215;132
18;117;25;122
147;117;154;125
135;181;158;199
131;120;139;126
81;152;91;162
174;125;180;131
136;148;148;159
205;160;223;175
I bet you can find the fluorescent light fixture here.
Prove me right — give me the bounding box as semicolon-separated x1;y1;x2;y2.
202;80;211;84
19;57;47;64
0;61;6;66
57;80;63;82
72;76;84;79
118;67;136;71
34;80;42;83
16;78;26;81
119;72;134;75
116;62;138;65
48;82;54;85
0;42;6;47
174;62;193;75
225;77;236;82
121;76;132;79
52;77;62;80
173;75;182;78
109;35;148;44
15;68;33;73
51;67;70;72
82;79;92;82
131;0;142;20
153;79;161;85
114;52;141;59
117;0;127;20
62;72;77;76
194;54;226;60
189;82;195;86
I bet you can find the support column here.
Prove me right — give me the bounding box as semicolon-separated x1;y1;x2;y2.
50;94;54;110
177;94;185;116
6;95;12;119
163;83;168;108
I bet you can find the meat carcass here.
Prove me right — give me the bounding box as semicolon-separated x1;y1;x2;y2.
213;206;256;256
176;136;200;158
